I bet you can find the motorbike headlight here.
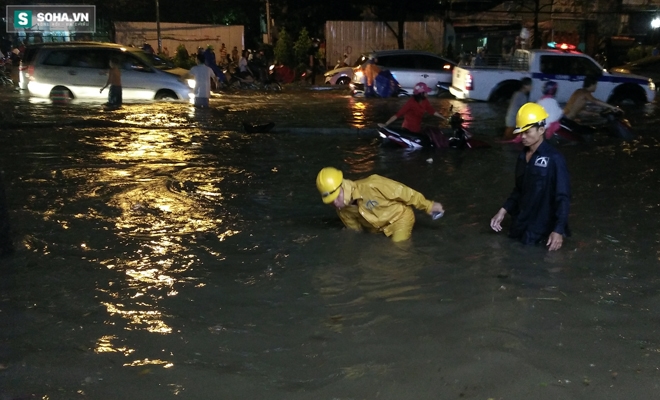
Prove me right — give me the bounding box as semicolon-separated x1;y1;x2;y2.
187;79;196;89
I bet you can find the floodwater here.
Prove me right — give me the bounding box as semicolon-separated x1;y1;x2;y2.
1;87;659;399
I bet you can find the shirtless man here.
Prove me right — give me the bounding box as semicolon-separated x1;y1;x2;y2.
560;75;619;136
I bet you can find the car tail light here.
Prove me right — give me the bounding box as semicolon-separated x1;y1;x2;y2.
465;73;473;91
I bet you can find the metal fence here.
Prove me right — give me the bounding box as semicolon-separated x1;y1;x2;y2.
325;21;445;67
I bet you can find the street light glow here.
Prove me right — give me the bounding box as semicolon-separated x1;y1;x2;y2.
652;17;660;29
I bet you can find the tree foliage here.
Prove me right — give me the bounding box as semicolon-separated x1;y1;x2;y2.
293;27;312;66
274;28;295;66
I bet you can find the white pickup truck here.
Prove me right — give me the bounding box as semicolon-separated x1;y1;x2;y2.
449;48;656;105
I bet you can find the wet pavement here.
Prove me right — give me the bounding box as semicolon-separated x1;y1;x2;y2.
1;87;660;399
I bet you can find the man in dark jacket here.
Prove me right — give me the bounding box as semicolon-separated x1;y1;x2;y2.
490;102;571;251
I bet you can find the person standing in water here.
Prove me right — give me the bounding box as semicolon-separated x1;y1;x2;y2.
504;77;532;138
490;103;571;251
100;57;122;109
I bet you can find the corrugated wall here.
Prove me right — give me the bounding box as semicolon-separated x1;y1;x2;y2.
114;22;244;58
325;21;445;66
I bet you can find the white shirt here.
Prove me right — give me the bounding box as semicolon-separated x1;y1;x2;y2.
238;57;248;72
189;64;214;98
537;96;563;124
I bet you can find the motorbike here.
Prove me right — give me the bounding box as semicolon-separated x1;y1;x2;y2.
377;108;490;150
601;109;635;141
552;109;633;143
503;108;633;146
223;63;282;91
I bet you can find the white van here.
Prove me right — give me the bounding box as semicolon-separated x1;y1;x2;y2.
23;42;192;101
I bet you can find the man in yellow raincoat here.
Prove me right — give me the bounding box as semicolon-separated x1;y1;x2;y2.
316;167;444;242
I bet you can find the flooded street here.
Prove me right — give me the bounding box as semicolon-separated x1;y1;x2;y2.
1;87;660;399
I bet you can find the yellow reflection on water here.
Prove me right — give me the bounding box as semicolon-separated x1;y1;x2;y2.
123;358;174;368
102;302;172;334
94;335;135;356
348;99;367;128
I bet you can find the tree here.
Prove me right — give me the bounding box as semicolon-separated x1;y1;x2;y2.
293;27;312;66
273;28;294;67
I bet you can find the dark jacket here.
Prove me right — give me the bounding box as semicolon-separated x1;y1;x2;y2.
503;140;571;244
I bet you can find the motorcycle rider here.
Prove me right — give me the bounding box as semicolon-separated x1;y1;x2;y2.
316;167;444;242
380;82;446;136
560;75;620;137
536;81;563;139
363;55;381;97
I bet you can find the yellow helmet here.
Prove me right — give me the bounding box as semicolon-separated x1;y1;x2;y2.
316;167;343;204
514;103;549;134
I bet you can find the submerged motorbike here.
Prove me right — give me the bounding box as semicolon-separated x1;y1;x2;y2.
377;109;490;150
601;109;635;141
553;109;634;143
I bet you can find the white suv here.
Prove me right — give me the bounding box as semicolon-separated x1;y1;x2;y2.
350;50;456;95
23;42;192;101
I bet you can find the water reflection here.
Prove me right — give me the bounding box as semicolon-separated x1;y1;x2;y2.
4;90;660;397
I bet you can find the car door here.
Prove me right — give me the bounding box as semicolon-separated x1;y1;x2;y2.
65;49;110;99
114;50;158;100
379;54;417;92
415;54;454;93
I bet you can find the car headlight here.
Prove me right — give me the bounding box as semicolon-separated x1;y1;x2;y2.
187;79;196;89
354;71;363;80
649;79;656;91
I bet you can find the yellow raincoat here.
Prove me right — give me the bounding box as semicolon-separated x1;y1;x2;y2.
337;175;434;241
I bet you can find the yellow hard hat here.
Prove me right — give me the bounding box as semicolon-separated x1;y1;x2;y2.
316;167;343;204
514;103;549;134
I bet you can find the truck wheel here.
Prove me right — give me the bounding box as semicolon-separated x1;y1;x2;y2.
609;85;646;106
488;83;520;103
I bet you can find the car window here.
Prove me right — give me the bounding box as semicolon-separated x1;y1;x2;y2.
380;55;415;69
540;55;602;76
416;54;450;71
69;50;108;69
540;55;566;74
42;50;72;66
145;52;176;70
120;53;154;73
570;57;602;76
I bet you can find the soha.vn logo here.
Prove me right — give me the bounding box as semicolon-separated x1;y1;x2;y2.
14;10;32;27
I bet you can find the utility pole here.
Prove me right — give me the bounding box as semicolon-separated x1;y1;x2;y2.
156;0;162;53
266;0;272;44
